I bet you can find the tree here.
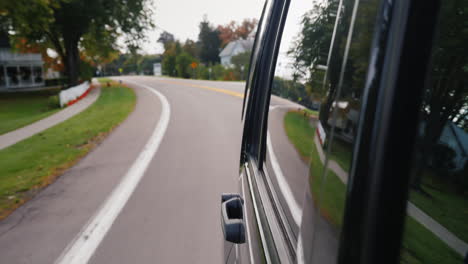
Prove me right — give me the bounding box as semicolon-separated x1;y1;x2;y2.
1;0;154;86
157;31;175;49
411;0;468;189
217;21;237;47
198;16;221;64
218;18;258;47
289;0;341;122
162;41;181;76
182;39;198;58
231;51;251;80
236;18;258;39
175;52;196;79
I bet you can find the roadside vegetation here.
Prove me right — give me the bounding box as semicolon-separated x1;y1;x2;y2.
0;90;61;135
283;110;463;264
0;79;135;219
102;18;257;82
409;174;468;242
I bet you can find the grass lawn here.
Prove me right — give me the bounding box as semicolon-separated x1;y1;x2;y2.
401;217;463;264
283;110;463;264
0;79;136;219
283;111;346;227
283;110;316;162
0;89;61;135
328;138;352;173
409;174;468;243
303;108;319;117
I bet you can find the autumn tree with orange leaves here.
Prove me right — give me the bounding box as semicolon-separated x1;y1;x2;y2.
217;18;258;47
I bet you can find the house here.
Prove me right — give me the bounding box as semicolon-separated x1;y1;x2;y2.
0;33;45;91
219;37;254;67
437;122;468;171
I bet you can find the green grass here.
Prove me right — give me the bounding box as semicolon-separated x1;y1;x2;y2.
401;217;463;264
283;111;316;162
283;110;464;264
409;175;468;243
0;90;61;135
303;108;319;117
328;138;352;173
0;80;136;219
283;111;346;227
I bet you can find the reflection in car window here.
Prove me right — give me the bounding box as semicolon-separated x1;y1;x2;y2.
264;0;318;241
400;1;468;263
293;0;382;263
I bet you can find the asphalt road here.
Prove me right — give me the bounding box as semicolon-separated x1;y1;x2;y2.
0;76;309;264
0;76;243;264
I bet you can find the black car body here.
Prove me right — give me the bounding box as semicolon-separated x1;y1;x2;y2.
222;0;468;263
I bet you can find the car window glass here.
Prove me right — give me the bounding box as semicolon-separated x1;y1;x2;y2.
263;0;324;242
299;0;382;263
400;1;468;263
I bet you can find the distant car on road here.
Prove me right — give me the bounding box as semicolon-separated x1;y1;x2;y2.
221;0;468;263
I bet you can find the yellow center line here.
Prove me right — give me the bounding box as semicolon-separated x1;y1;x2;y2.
155;79;244;98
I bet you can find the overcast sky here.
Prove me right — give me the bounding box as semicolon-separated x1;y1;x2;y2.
141;0;265;54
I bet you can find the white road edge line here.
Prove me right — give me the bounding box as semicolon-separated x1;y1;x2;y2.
266;131;302;227
266;105;302;227
55;80;170;264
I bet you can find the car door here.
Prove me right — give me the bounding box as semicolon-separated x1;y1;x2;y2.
222;0;459;263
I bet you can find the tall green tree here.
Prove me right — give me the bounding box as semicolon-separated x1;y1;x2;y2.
1;0;154;86
198;16;221;64
157;31;175;49
162;41;181;76
182;39;198;58
288;0;339;117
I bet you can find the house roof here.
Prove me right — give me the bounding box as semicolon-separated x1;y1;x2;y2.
219;38;254;57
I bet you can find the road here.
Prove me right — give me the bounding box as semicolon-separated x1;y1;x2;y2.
0;76;245;264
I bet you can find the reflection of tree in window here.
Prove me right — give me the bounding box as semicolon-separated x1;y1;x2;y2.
34;67;43;83
0;66;5;86
400;1;468;263
19;66;32;84
411;0;468;190
287;1;339;111
7;67;19;85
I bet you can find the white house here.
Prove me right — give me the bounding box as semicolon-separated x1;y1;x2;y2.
0;33;45;91
219;38;254;67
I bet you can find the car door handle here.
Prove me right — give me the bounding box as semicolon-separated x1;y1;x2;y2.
221;193;246;244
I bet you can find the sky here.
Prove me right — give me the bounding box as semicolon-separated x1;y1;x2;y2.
141;0;317;81
140;0;266;54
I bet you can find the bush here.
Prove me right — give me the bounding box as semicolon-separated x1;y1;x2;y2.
45;77;68;87
47;95;60;109
79;60;94;82
175;52;196;78
211;64;226;80
194;64;209;79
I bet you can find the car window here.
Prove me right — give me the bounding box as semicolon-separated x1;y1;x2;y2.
294;0;383;262
399;1;468;263
263;0;324;245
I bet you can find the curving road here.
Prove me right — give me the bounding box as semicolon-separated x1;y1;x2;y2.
0;77;245;264
0;76;313;264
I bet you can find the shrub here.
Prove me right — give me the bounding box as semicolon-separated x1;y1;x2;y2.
48;95;60;109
